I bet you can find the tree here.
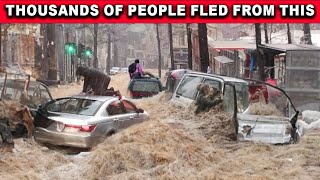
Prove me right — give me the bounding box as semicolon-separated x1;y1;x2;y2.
41;24;49;79
106;32;111;75
198;23;209;73
255;23;264;80
168;23;174;70
186;23;193;70
264;24;269;43
287;24;292;44
47;24;57;80
302;23;312;45
93;24;98;68
156;24;161;78
1;24;13;66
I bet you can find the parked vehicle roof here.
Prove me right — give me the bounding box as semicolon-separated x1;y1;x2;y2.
186;71;248;83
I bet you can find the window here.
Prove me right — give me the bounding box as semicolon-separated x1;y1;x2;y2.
46;98;102;116
203;79;221;90
176;76;203;100
132;81;160;93
122;100;137;113
106;100;125;116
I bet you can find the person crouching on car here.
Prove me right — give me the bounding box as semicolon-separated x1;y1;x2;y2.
195;83;223;114
76;66;111;96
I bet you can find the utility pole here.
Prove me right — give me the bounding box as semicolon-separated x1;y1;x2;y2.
186;23;192;70
156;24;161;78
168;24;174;70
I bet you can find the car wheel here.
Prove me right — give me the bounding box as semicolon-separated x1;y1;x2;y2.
106;130;116;137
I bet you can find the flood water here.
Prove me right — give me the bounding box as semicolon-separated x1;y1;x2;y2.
1;72;320;180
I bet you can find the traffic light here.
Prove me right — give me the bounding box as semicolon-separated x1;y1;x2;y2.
78;43;85;58
65;42;76;55
84;47;92;57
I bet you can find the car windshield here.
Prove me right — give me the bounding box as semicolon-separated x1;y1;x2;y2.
132;81;160;93
241;79;296;118
47;98;103;116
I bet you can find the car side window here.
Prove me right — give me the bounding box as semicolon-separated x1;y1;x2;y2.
203;79;221;90
106;100;126;116
176;76;203;100
122;100;137;113
46;98;70;112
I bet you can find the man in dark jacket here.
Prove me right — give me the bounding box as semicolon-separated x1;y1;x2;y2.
195;83;223;114
76;66;111;95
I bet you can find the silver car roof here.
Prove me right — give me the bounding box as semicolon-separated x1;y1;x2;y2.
69;95;118;102
187;71;248;84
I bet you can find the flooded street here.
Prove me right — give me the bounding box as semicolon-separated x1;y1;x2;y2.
1;73;320;180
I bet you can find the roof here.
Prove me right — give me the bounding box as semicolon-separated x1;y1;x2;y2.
187;71;248;84
207;39;256;49
259;43;320;51
70;95;117;102
214;56;234;64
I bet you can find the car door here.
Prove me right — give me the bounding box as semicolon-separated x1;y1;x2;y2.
121;99;143;128
34;98;71;129
173;75;204;106
222;83;238;134
105;99;128;129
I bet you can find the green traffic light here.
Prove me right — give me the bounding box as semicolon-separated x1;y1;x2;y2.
85;50;92;57
67;46;74;53
65;43;76;54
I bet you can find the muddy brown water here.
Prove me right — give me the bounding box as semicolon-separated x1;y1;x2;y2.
1;73;320;180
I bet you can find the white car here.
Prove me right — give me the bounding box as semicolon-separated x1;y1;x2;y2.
110;67;121;75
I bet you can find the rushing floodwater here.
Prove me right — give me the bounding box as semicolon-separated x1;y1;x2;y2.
1;73;320;180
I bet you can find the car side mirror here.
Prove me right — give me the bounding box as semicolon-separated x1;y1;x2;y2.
137;108;144;113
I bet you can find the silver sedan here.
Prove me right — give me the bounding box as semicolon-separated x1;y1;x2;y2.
33;95;149;148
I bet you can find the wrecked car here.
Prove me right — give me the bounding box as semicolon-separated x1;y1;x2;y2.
33;95;149;148
170;71;299;144
0;72;51;148
127;77;165;99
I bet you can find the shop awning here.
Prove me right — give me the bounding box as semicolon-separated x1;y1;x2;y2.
214;56;234;64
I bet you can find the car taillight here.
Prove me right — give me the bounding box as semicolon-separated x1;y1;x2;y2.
65;124;96;132
80;125;96;132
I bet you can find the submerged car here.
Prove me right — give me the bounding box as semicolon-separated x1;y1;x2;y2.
128;77;165;99
170;71;299;144
165;69;190;94
33;95;149;148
